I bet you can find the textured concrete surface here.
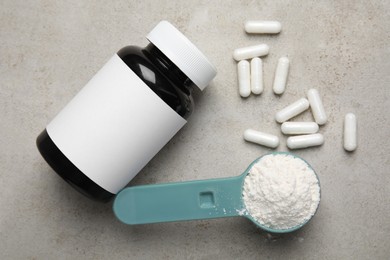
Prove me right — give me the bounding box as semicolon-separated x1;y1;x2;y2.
1;1;389;259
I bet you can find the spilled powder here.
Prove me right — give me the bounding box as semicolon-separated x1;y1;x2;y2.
243;153;320;230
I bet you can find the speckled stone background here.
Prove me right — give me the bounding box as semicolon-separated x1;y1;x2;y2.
1;1;389;259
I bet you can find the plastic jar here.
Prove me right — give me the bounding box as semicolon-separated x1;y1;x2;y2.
36;21;217;202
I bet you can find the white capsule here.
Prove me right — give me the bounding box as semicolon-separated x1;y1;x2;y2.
273;57;290;95
245;21;282;34
344;113;357;152
281;122;319;135
307;89;327;125
237;60;251;98
287;133;324;149
250;58;263;95
243;129;279;148
275;98;310;123
233;44;269;61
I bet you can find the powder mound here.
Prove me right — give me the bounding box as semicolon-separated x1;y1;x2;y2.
243;153;320;230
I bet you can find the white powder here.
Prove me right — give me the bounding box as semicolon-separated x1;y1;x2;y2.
243;153;320;230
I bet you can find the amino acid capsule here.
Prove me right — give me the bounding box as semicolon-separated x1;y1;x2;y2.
275;98;310;123
233;44;270;61
281;122;319;135
344;113;357;152
287;133;324;149
243;129;279;148
245;21;282;34
250;58;263;95
237;60;251;98
273;56;289;95
307;89;327;125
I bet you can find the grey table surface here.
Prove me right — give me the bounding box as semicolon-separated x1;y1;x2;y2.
1;1;389;259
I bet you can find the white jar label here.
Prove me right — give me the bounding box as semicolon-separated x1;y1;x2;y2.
47;54;187;194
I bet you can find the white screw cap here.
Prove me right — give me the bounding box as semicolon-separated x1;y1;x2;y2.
147;21;217;91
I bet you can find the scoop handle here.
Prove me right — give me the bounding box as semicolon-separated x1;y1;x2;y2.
113;176;244;225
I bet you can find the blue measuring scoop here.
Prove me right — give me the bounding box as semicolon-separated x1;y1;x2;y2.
113;152;320;233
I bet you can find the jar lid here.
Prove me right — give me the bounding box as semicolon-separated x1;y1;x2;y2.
147;21;217;91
